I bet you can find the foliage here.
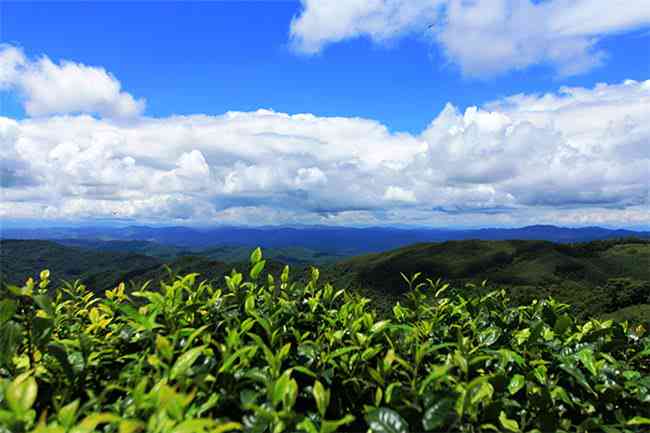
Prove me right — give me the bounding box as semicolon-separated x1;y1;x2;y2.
1;248;649;433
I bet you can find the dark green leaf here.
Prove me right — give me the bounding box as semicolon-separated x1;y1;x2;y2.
422;398;455;431
366;407;409;433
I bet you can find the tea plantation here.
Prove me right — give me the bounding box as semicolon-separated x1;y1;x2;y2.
1;249;649;433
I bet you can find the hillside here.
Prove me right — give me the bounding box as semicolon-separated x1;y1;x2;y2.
54;239;187;260
54;239;347;265
0;240;295;294
2;238;648;320
0;240;164;291
331;238;650;318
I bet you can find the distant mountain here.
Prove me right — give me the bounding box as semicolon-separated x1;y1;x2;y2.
54;239;187;261
52;239;346;265
3;224;648;255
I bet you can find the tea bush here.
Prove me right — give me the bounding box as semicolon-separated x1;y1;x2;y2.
0;249;649;433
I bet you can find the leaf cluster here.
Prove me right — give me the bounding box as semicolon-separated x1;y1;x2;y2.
0;248;649;433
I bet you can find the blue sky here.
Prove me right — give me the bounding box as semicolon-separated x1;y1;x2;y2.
1;1;649;228
5;1;648;132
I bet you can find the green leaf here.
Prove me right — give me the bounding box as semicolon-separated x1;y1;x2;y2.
280;265;290;284
533;365;547;384
156;335;174;361
370;320;390;334
310;267;320;283
320;415;355;433
6;373;38;414
219;346;257;374
272;371;295;407
33;294;54;318
283;378;298;410
58;399;80;429
554;314;572;334
559;363;595;395
478;327;501;346
0;321;22;367
576;348;598;376
422;398;456;431
627;416;650;426
76;413;120;430
119;419;145;433
171;419;215;433
499;411;520;432
470;382;494;406
514;328;531;345
250;247;262;264
250;260;266;280
418;365;451;394
245;294;256;316
32;316;54;348
170;346;205;380
211;422;243;433
0;300;17;325
296;419;318;433
312;380;330;417
366;407;409;433
508;374;525;395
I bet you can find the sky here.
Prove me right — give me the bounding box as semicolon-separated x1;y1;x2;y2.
0;0;649;229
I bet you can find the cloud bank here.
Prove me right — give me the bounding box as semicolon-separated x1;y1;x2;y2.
290;0;650;76
0;45;648;227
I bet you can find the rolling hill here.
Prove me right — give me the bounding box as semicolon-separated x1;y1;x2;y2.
0;239;164;291
0;240;294;295
53;239;346;265
2;237;648;320
329;238;650;318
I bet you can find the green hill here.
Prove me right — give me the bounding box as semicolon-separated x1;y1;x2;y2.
3;238;649;320
0;240;163;292
0;240;297;295
330;238;650;318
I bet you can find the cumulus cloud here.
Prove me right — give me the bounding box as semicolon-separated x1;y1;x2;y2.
384;186;417;203
1;77;648;226
0;44;145;118
290;0;650;76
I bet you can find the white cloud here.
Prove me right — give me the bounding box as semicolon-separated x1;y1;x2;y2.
290;0;650;76
0;45;144;118
0;44;647;227
290;0;445;54
384;186;417;203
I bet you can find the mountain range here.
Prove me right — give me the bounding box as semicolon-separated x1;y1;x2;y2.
3;224;648;255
